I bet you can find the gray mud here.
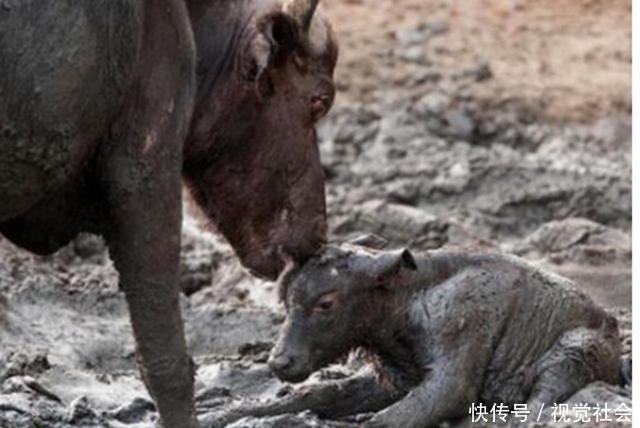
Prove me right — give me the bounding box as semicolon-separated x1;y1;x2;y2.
0;15;632;428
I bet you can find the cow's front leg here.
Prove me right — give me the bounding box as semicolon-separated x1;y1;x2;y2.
102;143;197;428
99;58;197;427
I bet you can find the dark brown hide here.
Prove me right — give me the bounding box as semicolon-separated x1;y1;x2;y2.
184;0;338;280
0;0;338;426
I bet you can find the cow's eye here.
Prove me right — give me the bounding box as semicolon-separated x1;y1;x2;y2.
293;53;308;72
310;95;330;121
312;292;337;314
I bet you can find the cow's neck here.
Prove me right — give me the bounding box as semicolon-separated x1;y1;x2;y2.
183;0;266;173
187;0;251;106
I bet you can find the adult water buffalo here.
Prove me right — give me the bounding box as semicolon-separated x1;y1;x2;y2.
0;0;337;426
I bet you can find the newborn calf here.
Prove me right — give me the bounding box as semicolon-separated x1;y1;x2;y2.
210;238;621;427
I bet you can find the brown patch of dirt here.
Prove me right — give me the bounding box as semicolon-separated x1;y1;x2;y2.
323;0;631;122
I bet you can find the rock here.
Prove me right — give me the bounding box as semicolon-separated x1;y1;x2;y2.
238;342;274;363
336;200;448;250
109;397;156;423
0;352;50;382
67;396;95;423
186;308;280;357
394;20;449;48
2;376;61;404
418;98;476;141
415;91;451;116
443;110;475;141
226;413;357;428
196;386;233;402
514;218;631;265
181;249;215;296
459;166;631;237
319;105;380;156
452;62;492;82
180;225;220;296
395;28;429;47
197;363;283;399
72;233;106;260
421;20;450;37
0;293;7;325
412;69;443;85
396;46;430;65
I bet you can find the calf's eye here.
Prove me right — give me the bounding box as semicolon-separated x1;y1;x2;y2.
313;292;337;314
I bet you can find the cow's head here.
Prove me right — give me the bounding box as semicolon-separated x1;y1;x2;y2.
185;0;338;280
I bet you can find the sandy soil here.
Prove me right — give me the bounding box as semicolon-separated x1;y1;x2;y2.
324;0;631;122
0;1;632;427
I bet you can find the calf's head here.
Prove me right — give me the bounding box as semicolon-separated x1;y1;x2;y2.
268;242;417;383
185;0;338;280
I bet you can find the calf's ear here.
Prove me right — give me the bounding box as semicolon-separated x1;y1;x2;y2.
398;249;418;271
368;248;418;287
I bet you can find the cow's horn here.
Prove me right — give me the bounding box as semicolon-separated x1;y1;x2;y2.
301;0;320;33
283;0;320;34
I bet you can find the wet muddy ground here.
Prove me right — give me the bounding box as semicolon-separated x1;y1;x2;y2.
0;0;631;426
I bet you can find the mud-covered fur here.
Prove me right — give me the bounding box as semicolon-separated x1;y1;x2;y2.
209;240;621;427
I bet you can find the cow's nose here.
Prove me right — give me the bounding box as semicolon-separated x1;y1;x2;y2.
268;353;293;373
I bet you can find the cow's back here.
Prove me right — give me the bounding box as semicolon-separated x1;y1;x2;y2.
0;0;142;221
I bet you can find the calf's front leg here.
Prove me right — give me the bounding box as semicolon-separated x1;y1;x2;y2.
363;357;482;428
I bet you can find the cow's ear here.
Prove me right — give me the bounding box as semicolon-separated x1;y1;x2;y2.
244;13;300;92
258;12;300;62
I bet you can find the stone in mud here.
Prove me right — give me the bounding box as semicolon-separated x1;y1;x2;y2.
414;91;451;117
416;96;477;142
395;29;429;47
72;234;106;260
181;248;216;296
66;396;95;423
238;342;275;363
452;62;492;82
335;199;448;249
0;352;50;382
442;110;475;141
226;413;357;428
109;396;156;424
396;46;430;65
448;165;631;237
412;69;443;85
513;217;631;265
